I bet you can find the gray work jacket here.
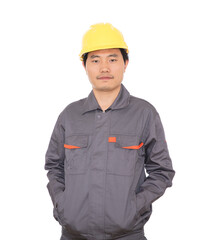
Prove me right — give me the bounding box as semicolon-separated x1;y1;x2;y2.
45;84;175;240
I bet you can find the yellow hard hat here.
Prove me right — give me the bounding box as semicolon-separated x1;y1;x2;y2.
79;23;128;61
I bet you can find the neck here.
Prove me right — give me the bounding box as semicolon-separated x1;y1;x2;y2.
93;85;121;112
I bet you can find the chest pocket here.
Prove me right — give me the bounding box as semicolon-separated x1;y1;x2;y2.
107;135;143;176
64;135;88;174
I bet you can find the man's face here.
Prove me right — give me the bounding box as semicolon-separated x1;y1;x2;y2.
84;48;128;92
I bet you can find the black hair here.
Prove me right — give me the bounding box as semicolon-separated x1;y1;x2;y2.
120;48;129;63
83;48;129;67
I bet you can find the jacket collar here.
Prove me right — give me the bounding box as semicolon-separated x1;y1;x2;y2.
82;84;130;114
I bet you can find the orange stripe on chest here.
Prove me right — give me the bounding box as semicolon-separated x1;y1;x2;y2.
64;144;81;149
122;142;144;150
108;137;117;143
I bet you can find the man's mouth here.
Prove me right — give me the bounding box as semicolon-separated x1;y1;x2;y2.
97;75;114;80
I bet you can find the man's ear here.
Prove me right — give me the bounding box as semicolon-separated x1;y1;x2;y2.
124;60;129;72
82;61;86;70
82;61;88;75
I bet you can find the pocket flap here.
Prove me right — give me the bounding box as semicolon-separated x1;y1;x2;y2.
64;135;88;149
112;135;143;150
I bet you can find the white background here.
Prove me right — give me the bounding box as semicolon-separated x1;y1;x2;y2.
0;0;212;239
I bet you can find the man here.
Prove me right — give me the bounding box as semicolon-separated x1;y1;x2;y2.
45;23;175;240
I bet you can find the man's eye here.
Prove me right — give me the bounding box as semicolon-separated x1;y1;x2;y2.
110;59;117;62
92;60;99;63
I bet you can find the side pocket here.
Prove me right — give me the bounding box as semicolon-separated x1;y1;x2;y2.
136;193;152;219
53;191;65;225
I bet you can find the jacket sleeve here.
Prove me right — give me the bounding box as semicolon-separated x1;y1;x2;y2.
136;110;175;213
45;113;65;206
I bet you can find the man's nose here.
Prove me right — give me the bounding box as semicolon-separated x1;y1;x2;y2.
100;61;110;72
